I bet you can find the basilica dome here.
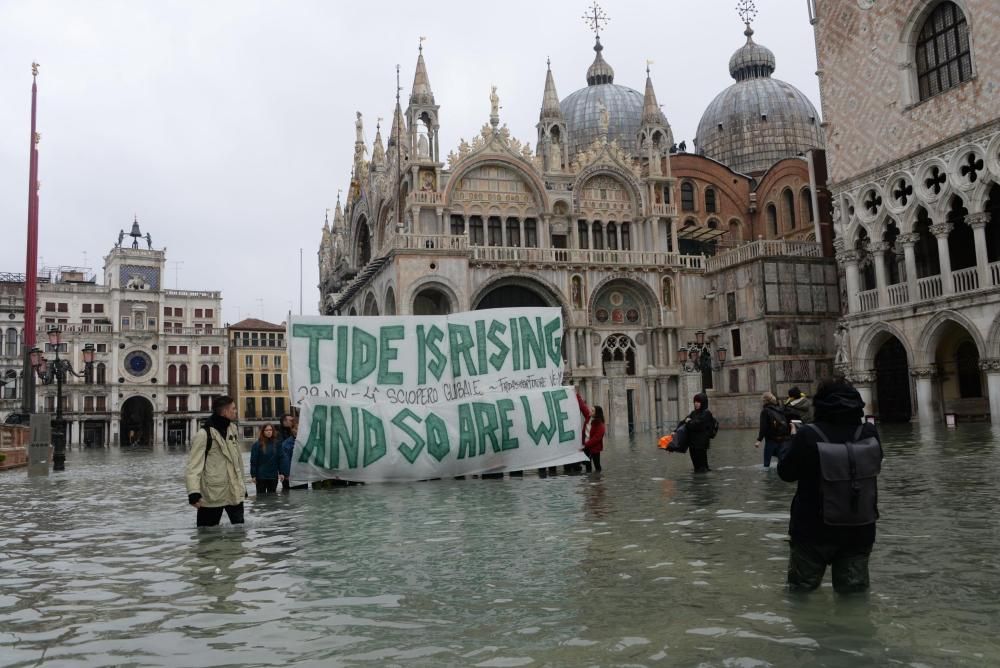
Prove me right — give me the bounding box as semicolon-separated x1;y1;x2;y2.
695;26;824;175
560;39;645;157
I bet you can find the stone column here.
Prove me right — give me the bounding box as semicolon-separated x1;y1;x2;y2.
979;359;1000;425
871;241;889;308
605;360;628;436
850;371;876;419
652;217;661;252
565;328;576;368
930;222;954;295
897;233;919;304
646;377;657;432
586;220;593;250
436;208;445;236
967;212;991;289
837;249;861;313
670;219;679;254
616;224;623;250
910;366;938;424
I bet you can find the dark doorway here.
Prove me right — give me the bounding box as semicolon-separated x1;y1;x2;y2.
874;337;912;422
121;396;154;446
475;285;548;310
956;340;983;398
626;389;635;435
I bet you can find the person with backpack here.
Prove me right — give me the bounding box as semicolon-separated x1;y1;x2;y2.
755;392;791;469
777;376;883;594
784;386;814;424
185;396;246;527
681;392;716;473
278;417;307;490
250;424;282;495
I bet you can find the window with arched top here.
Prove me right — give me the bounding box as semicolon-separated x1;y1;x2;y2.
201;364;210;384
601;334;637;376
783;189;797;229
802;187;814;223
179;364;189;385
168;364;177;386
915;2;972;101
766;204;778;237
607;222;618;250
96;363;106;385
211;364;220;385
592;222;605;250
4;328;17;357
661;277;674;310
681;182;695;212
705;187;717;213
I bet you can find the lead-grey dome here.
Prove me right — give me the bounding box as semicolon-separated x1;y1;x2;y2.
560;38;645;157
695;26;824;175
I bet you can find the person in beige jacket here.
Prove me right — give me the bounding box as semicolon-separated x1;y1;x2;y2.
186;396;247;527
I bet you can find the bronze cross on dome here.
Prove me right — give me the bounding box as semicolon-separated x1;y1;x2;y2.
582;2;609;38
736;0;758;28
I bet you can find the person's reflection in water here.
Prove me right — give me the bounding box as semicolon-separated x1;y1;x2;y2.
585;479;608;520
190;531;246;613
783;589;879;660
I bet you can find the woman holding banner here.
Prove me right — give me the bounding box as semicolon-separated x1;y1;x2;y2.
583;406;605;472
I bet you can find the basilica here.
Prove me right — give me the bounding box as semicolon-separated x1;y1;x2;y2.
318;15;840;433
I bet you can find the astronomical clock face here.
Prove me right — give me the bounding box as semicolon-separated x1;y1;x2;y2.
124;350;153;378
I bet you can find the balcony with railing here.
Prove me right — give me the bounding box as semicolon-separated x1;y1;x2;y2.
851;263;1000;316
703;239;823;273
858;289;879;313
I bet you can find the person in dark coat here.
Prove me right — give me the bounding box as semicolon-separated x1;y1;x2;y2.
755;392;790;469
777;377;883;594
784;386;814;424
681;392;714;473
250;424;281;495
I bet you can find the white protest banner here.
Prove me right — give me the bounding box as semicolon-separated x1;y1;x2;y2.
288;308;566;407
291;387;585;483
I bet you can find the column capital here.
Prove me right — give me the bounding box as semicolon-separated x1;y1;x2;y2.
909;365;938;379
966;212;991;228
870;241;891;255
978;358;1000;373
895;233;920;247
929;222;953;238
836;249;860;265
832;237;847;254
849;370;876;386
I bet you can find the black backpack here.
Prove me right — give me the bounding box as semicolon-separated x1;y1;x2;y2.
809;424;882;526
765;406;791;441
708;416;720;439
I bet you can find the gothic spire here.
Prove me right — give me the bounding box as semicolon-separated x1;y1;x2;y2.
641;66;666;126
372;121;386;167
409;39;435;105
539;58;563;121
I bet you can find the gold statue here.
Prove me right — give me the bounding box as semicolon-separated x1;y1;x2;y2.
32;62;39;76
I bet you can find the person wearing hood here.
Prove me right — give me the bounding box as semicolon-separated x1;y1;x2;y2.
186;396;246;527
777;376;883;594
680;392;714;473
784;387;814;424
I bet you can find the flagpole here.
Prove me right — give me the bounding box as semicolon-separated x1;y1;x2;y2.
22;63;40;414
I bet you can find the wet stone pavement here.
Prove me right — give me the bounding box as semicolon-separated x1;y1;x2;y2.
1;423;999;667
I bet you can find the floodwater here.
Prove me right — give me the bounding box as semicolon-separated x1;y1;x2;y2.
1;423;999;667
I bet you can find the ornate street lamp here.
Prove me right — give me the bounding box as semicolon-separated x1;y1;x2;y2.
30;327;95;471
678;333;727;374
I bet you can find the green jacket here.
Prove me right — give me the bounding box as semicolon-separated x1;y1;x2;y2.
185;423;245;507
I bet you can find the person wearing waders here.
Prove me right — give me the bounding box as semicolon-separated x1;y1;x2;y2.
778;377;883;593
186;396;246;527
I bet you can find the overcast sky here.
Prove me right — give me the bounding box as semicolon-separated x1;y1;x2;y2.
0;0;820;326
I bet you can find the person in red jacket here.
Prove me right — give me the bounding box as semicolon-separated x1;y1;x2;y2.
576;389;593;472
584;405;605;472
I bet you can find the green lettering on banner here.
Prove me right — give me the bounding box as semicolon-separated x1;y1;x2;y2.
521;394;557;445
472;401;501;455
392;408;424;463
544;316;563;366
336;325;349;383
292;324;333;384
448;323;477;378
351;327;378;383
362;409;387;467
518;317;546;370
496;398;519;451
510;318;521;371
475;319;488;376
457;403;477;459
486;320;509;371
417;324;447;384
330;405;359;469
425;412;450;461
298;406;328;466
378;325;405;384
547;388;576;443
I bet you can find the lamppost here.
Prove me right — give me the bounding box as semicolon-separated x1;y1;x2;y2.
678;330;727;390
29;327;95;471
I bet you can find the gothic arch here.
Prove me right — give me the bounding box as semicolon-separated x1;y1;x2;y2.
363;291;380;316
572;166;644;216
444;156;547;213
915;309;987;366
405;276;462;315
383;284;397;315
854;321;915;372
985;310;1000;359
587;275;660;327
350;211;373;269
898;0;977;106
470;271;570;317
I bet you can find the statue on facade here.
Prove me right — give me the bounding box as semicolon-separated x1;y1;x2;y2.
834;321;850;366
355;112;364;144
145;232;152;249
597;100;610;139
490;85;500;117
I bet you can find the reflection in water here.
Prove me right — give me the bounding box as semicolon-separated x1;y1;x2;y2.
0;424;998;665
